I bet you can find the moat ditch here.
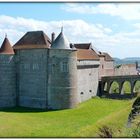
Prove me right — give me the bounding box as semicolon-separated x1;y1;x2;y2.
127;96;140;127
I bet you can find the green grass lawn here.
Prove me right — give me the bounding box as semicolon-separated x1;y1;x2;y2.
0;97;134;137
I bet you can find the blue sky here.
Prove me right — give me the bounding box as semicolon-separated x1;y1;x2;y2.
0;3;140;58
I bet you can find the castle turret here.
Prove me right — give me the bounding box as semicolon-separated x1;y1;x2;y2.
48;30;79;109
0;35;14;54
0;36;16;107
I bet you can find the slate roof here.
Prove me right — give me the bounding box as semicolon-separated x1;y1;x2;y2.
0;37;14;54
77;49;100;60
51;31;72;50
13;31;51;49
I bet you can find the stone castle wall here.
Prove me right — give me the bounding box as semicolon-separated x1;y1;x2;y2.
15;49;49;109
0;54;16;107
99;56;114;79
77;60;100;102
48;49;79;109
0;48;100;109
114;64;137;76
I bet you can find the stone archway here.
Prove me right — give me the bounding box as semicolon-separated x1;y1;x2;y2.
133;80;140;93
109;81;120;94
120;81;132;94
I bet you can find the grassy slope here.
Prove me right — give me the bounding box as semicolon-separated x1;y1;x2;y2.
0;97;134;137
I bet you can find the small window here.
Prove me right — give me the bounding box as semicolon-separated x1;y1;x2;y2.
102;64;104;69
24;64;30;70
89;90;92;92
81;92;84;95
52;64;55;73
61;62;68;72
33;64;39;70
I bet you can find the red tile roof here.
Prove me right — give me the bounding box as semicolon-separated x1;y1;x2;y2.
0;37;14;54
77;49;99;60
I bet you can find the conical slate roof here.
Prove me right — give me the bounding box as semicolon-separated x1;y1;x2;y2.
51;31;71;50
0;36;14;54
13;31;51;49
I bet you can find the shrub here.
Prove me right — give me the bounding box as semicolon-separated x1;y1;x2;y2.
131;127;140;137
98;125;113;138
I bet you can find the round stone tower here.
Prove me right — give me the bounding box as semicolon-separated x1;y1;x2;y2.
0;36;16;107
48;30;79;109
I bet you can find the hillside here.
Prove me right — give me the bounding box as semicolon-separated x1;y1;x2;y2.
0;97;134;137
114;57;140;66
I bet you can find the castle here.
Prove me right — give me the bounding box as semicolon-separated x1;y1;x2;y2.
0;29;136;110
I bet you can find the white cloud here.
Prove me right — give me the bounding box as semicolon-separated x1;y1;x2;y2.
0;15;140;58
62;3;140;20
133;23;140;29
0;15;112;44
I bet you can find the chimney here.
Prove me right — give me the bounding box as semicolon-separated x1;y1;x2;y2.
70;43;73;48
51;32;55;43
136;61;138;69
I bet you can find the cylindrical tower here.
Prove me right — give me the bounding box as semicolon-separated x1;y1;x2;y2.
0;36;16;107
48;31;79;109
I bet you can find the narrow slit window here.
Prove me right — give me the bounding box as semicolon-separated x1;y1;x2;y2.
52;64;55;73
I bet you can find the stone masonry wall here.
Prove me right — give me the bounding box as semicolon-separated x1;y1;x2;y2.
77;60;100;102
99;56;114;79
0;54;16;107
115;64;137;76
48;49;79;109
15;49;49;109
